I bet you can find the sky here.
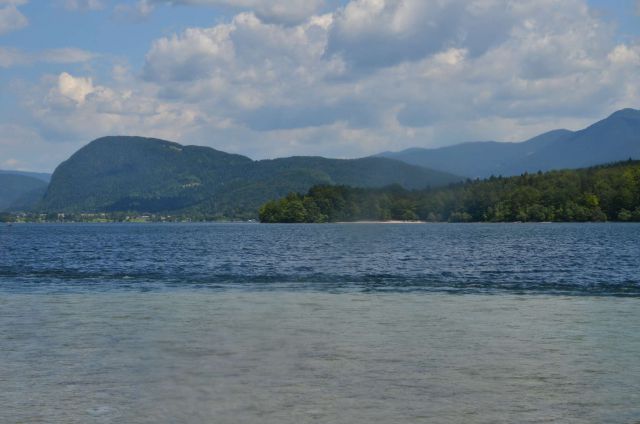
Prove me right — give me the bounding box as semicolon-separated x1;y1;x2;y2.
1;0;639;172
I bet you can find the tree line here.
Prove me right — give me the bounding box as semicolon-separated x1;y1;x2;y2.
259;160;640;223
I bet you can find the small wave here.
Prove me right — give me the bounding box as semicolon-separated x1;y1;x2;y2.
1;270;639;296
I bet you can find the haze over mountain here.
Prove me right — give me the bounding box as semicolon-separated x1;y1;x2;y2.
379;109;640;178
0;170;51;183
39;136;461;218
0;174;48;212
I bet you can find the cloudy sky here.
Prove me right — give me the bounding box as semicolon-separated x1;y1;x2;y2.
1;0;639;172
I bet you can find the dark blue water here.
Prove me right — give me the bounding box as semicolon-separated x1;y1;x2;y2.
1;223;638;295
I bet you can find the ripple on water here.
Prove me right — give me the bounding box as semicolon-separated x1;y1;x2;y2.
0;223;639;296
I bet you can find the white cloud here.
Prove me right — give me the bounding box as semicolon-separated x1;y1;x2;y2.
20;70;218;161
116;0;325;24
55;72;95;103
143;23;235;81
113;0;154;21
8;0;640;171
137;0;634;134
63;0;104;11
209;0;325;24
326;0;517;71
608;44;640;66
0;47;96;68
40;47;97;63
0;1;28;35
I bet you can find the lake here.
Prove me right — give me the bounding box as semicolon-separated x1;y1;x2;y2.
1;223;639;423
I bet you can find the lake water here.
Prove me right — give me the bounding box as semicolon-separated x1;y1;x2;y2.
1;223;639;423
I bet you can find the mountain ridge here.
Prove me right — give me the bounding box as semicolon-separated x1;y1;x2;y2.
378;108;640;178
39;136;462;218
0;169;51;182
7;108;640;217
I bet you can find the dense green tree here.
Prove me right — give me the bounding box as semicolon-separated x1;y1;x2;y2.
260;161;640;223
0;213;16;222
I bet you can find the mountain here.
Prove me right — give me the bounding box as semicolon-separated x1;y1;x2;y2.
508;108;640;174
0;169;51;183
379;129;572;178
378;108;640;178
39;136;462;217
0;174;48;211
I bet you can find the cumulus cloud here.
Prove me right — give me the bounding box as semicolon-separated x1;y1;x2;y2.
137;0;634;134
143;23;235;81
9;0;640;170
0;0;28;35
55;72;95;104
608;44;640;66
326;0;517;72
21;70;220;157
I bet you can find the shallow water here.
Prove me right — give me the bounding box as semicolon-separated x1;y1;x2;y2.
1;223;639;423
2;293;639;424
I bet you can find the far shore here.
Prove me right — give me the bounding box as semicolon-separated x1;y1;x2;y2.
335;220;427;224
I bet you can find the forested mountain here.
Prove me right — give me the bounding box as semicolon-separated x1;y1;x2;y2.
15;109;640;219
0;174;48;211
379;108;640;178
39;136;461;218
259;160;640;223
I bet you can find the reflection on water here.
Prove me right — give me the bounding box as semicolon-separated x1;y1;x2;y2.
2;293;639;423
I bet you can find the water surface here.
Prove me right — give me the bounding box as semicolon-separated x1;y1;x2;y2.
1;223;639;423
1;223;639;295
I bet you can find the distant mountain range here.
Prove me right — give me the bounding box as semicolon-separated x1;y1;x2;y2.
0;174;48;211
0;169;51;182
379;108;640;178
2;108;639;217
37;136;460;218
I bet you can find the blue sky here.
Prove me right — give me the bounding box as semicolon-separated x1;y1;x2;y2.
1;0;639;172
589;0;640;40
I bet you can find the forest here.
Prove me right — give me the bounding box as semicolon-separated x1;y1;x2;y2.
259;160;640;223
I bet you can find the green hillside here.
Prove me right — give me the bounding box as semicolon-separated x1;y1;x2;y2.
259;160;640;223
39;136;461;218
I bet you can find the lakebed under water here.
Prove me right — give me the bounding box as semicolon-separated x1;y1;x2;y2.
1;223;639;423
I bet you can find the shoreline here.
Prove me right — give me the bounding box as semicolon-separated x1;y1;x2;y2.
334;220;427;224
